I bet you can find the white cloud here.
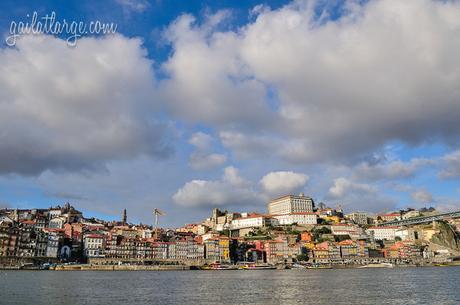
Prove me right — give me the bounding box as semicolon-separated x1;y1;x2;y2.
438;150;460;179
352;159;430;182
0;34;171;175
189;153;226;170
189;132;214;151
260;171;309;196
160;14;275;130
115;0;149;13
172;166;260;207
411;189;434;204
188;132;227;170
327;177;395;212
328;177;376;199
219;131;279;159
162;0;460;164
223;166;250;187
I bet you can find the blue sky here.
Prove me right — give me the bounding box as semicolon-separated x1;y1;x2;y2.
0;0;460;227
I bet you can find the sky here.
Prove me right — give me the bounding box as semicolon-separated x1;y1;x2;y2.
0;0;460;227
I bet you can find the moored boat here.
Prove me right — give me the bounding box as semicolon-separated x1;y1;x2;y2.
359;263;394;268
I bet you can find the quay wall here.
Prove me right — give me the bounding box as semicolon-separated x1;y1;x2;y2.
54;264;190;271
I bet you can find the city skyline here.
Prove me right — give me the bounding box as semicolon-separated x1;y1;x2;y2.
1;0;460;227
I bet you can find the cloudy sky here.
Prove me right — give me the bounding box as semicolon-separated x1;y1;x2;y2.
1;0;460;227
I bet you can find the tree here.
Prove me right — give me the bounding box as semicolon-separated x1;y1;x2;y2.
296;254;309;261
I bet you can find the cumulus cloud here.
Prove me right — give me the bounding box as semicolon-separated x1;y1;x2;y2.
352;159;430;182
219;131;279;159
172;166;261;207
188;132;226;170
160;13;276;130
328;177;376;199
162;0;460;164
260;171;309;196
0;34;172;175
327;177;395;212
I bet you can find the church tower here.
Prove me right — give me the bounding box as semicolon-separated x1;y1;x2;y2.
122;208;127;225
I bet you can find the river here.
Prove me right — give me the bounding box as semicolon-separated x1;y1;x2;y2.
1;267;459;305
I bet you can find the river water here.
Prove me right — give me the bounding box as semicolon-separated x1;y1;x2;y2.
1;267;459;305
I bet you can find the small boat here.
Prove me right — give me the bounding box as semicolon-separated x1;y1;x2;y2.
291;263;306;269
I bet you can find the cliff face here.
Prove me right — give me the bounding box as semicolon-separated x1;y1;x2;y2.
430;221;460;251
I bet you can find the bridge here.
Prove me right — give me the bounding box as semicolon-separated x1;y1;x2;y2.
380;210;460;227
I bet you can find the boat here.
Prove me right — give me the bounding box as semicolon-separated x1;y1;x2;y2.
306;265;332;269
201;263;238;270
359;263;394;268
291;263;306;269
238;262;276;270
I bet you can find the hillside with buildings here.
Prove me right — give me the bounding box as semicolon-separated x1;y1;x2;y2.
1;194;460;269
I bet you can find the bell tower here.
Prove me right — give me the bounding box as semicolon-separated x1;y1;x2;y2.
122;208;127;225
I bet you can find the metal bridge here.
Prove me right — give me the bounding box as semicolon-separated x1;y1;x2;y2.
380;210;460;227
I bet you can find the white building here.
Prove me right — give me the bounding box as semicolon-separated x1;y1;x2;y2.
83;234;106;258
48;216;66;229
366;226;399;240
402;210;420;220
331;224;363;239
346;212;368;225
231;214;277;229
272;212;317;225
139;229;153;239
267;194;314;215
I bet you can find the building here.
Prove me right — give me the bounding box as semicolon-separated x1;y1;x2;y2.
379;213;401;222
45;229;64;258
267;194;314;215
204;238;220;262
265;239;289;264
231;214;276;229
49;216;67;229
402;210;420;220
367;226;399;240
83;234;106;258
387;241;422;259
271;212;317;225
346;212;369;225
331;224;362;239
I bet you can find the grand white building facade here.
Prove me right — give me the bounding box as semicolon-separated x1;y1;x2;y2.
267;194;314;215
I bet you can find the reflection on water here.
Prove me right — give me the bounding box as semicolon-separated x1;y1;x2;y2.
1;267;460;305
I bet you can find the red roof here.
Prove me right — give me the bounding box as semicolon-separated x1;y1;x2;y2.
380;213;400;217
85;234;104;239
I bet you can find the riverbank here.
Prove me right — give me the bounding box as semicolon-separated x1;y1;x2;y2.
52;264;190;271
2;261;460;271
